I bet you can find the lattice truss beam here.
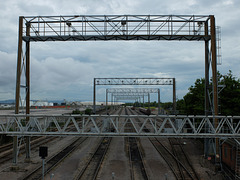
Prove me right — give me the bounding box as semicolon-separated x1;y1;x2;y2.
108;88;159;100
96;78;173;85
107;88;159;93
114;95;145;101
21;15;211;42
1;115;240;137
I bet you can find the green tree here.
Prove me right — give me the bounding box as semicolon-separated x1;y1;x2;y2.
183;78;205;115
178;70;240;115
219;70;240;115
176;99;185;114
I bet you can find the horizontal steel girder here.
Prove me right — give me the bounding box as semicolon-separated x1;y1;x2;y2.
21;15;212;42
1;114;240;138
96;78;173;85
22;35;210;42
108;88;159;93
112;93;149;96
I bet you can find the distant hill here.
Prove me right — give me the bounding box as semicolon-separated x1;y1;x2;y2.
0;99;67;104
0;99;81;105
0;99;15;104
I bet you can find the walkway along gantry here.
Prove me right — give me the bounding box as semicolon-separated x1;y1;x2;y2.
15;15;218;164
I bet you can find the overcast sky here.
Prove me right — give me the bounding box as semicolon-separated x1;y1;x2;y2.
0;0;239;103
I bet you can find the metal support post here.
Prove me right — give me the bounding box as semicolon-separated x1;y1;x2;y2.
111;93;113;110
205;21;210;116
14;16;23;165
158;89;160;115
204;20;211;158
25;22;31;161
93;78;96;114
173;78;176;114
106;89;108;113
210;15;218;116
143;95;145;108
210;15;219;161
148;93;150;108
42;158;45;180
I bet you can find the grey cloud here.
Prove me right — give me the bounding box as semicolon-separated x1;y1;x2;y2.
0;0;240;102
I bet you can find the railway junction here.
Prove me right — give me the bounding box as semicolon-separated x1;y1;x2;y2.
0;107;225;179
0;14;238;179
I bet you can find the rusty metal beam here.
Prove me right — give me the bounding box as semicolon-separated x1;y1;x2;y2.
210;15;218;116
13;16;24;165
15;16;23;115
210;15;219;161
173;78;176;114
25;23;31;161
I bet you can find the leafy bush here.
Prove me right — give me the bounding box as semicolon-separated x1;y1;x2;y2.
85;108;92;115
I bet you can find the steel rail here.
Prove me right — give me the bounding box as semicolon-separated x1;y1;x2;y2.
176;138;200;180
0;136;56;164
21;137;87;180
74;137;112;180
73;108;120;180
169;138;191;179
126;107;150;180
149;138;180;179
133;107;199;179
153;138;197;179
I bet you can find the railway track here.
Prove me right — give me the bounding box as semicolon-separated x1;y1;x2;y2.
0;142;13;154
21;137;88;180
0;136;45;155
0;136;57;164
17;108;119;180
74;137;112;180
125;107;149;180
73;108;123;179
129;107;200;180
149;137;199;180
169;138;199;180
73;107;148;180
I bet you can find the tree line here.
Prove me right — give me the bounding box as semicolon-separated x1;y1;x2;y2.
125;70;240;116
177;70;240;115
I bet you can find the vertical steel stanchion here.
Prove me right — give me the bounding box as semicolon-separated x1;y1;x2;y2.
143;95;145;108
204;20;210;158
210;15;219;164
158;89;160;115
39;146;48;180
106;89;108;113
148;93;150;109
25;22;31;162
173;78;176;115
14;16;23;165
42;158;45;180
93;78;96;114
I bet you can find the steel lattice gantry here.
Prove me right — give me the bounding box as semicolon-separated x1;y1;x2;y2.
20;15;211;42
112;94;146;109
106;88;161;113
1;114;240;138
15;15;218;164
94;78;175;114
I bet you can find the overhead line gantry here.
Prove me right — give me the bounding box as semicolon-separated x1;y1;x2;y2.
15;14;218;164
106;88;161;113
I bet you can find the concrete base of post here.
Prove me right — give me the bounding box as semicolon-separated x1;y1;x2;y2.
24;158;31;163
10;165;20;171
